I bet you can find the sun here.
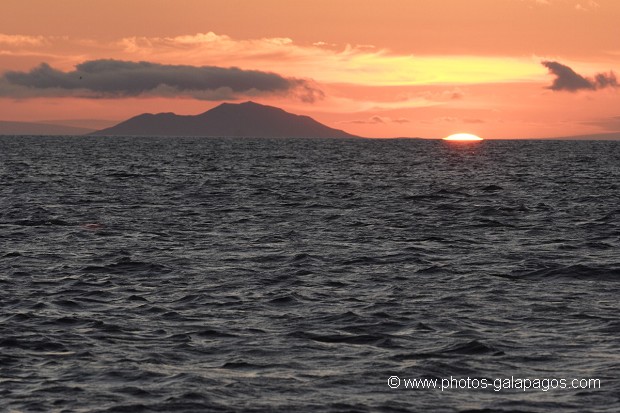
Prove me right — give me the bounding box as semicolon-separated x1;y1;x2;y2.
443;133;483;141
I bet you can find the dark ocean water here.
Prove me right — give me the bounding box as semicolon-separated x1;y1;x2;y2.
0;136;619;412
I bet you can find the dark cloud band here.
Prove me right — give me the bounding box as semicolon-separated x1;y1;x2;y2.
542;61;617;92
0;59;322;101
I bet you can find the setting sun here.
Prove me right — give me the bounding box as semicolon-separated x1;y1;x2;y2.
443;133;484;141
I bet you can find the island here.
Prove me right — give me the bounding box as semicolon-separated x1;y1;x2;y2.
90;101;359;138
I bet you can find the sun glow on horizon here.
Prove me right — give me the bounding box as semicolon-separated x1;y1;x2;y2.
443;133;484;141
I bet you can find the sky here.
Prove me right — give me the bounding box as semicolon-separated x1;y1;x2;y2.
1;0;619;138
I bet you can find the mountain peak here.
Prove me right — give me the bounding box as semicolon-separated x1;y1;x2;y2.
91;102;359;138
216;100;259;108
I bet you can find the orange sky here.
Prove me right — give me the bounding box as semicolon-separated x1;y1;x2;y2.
1;0;619;138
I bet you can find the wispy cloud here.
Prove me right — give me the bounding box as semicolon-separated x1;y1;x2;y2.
575;0;600;11
521;0;600;9
542;60;617;91
0;33;46;46
0;59;323;101
433;116;486;124
342;115;410;124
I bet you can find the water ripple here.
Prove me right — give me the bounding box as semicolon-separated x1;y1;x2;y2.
0;136;619;412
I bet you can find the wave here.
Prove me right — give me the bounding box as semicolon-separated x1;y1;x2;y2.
508;263;620;281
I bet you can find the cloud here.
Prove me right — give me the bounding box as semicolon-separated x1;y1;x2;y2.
520;0;600;9
342;116;410;124
392;118;411;124
593;72;618;88
434;116;486;124
0;59;322;101
347;116;386;124
541;60;617;91
419;88;465;101
0;33;46;46
575;0;600;11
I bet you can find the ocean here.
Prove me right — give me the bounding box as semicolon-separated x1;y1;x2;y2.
0;136;618;412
